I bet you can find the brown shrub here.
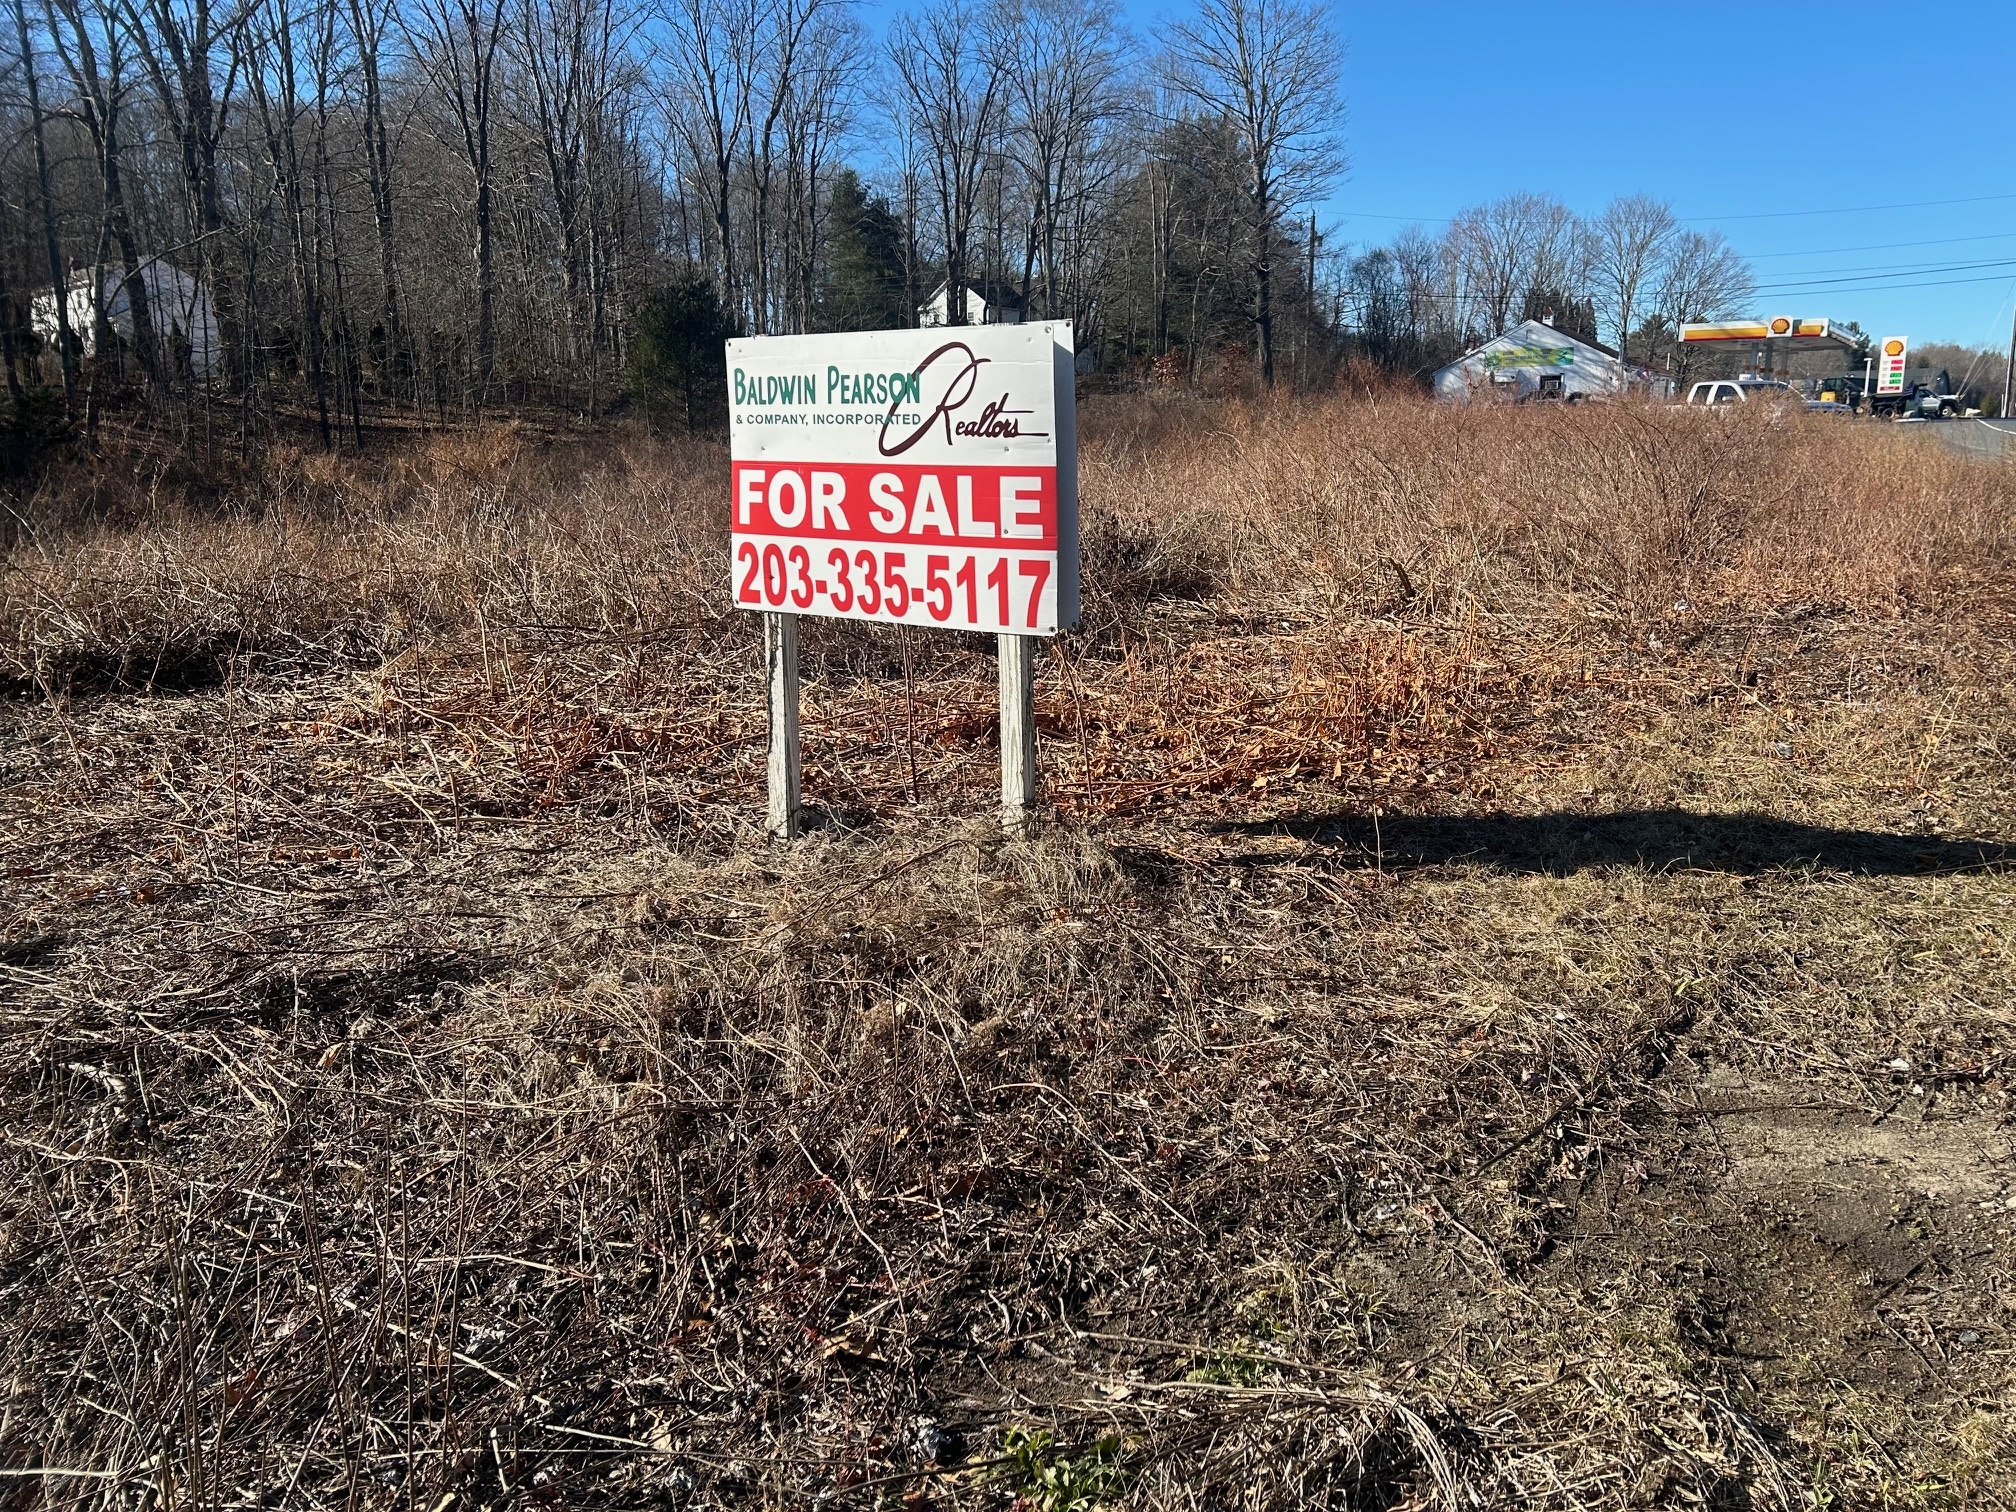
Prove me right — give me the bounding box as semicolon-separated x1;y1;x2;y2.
4;396;2014;1509
7;396;2010;689
6;396;2009;819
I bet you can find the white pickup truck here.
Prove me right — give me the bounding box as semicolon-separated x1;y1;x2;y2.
1684;379;1850;414
1685;379;1796;406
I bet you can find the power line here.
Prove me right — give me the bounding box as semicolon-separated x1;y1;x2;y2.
1342;268;2016;310
1686;192;2016;221
1336;192;2016;235
1751;255;2016;290
1751;271;2016;296
1751;254;2016;284
1337;209;1450;225
1746;229;2016;260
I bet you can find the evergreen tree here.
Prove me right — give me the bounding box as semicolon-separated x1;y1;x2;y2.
626;276;739;431
1522;287;1601;348
817;171;911;333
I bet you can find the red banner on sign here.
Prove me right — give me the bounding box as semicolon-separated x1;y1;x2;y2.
731;461;1057;549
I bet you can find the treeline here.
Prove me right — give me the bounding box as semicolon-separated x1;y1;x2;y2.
0;0;1766;446
0;0;1355;443
1344;193;1757;381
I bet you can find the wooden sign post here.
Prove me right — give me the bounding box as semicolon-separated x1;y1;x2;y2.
730;322;1079;839
765;610;800;839
998;632;1036;830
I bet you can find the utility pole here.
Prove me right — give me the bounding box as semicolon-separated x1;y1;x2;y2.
2003;305;2015;421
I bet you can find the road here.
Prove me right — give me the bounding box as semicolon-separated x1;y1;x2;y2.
1923;416;2016;459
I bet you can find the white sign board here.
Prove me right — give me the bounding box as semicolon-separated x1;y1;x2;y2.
727;323;1079;635
1876;335;1908;395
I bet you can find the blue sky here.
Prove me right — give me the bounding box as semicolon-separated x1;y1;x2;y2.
859;0;2015;347
1311;0;2016;349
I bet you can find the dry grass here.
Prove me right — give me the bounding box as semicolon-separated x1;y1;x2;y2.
3;395;2014;1510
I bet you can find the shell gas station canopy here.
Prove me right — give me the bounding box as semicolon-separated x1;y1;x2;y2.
1678;317;1866;381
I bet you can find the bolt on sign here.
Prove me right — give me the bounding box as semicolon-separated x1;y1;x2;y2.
1877;336;1908;395
728;323;1080;635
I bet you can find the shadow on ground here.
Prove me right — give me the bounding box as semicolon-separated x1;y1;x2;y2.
1212;809;2013;877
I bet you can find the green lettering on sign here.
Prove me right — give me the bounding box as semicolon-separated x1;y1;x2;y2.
1481;345;1575;371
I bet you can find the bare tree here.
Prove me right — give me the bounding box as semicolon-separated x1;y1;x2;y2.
407;0;510;401
888;0;1010;327
1655;228;1753;327
13;0;75;405
1005;0;1127;323
1345;221;1457;374
1652;229;1753;381
307;0;366;444
1590;194;1676;364
10;0;1794;428
1525;197;1585;313
893;106;926;325
122;0;242;392
1446;192;1578;338
46;0;163;399
744;0;848;335
661;0;754;318
774;12;857;333
513;0;635;381
1160;0;1342;386
1389;224;1448;350
245;0;334;442
346;0;405;391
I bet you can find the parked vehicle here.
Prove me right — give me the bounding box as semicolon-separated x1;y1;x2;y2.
1684;379;1841;411
1868;367;1961;420
1685;379;1853;415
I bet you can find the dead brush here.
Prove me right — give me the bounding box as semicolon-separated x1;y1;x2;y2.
3;395;2015;1510
1042;622;1500;814
5;393;2010;685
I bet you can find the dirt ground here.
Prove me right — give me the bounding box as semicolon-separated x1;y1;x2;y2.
3;403;2014;1509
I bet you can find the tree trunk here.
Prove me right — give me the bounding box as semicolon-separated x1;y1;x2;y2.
1253;181;1274;387
16;0;74;407
353;0;405;400
943;183;964;325
712;150;735;321
475;167;494;403
100;112;163;394
140;0;239;393
84;219;111;442
256;4;332;446
0;237;22;403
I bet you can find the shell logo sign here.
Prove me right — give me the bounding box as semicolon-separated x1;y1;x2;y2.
1877;336;1908;394
1680;317;1832;342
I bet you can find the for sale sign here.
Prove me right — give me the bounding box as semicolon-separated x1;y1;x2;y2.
1877;336;1908;395
727;323;1079;635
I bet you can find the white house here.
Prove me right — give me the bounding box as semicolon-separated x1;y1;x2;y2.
1432;318;1665;403
31;256;221;380
917;281;1024;329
